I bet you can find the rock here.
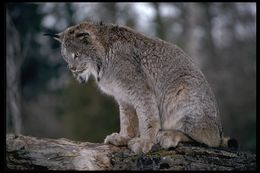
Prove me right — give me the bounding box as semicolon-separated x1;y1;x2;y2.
6;134;256;170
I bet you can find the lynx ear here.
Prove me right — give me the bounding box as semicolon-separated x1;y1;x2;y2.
75;32;90;40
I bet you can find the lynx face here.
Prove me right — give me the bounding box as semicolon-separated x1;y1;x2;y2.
55;23;104;83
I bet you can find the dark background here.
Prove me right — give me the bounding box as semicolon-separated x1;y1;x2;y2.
6;2;256;153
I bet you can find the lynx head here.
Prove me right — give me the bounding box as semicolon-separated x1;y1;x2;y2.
46;21;106;83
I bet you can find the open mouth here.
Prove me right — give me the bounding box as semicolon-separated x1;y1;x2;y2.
72;68;86;75
75;68;85;73
74;68;89;84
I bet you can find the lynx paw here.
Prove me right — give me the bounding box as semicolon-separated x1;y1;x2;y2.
128;137;154;154
104;133;130;146
156;132;179;149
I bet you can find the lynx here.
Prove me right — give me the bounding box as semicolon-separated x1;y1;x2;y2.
45;21;237;154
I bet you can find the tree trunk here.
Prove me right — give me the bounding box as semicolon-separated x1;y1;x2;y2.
6;134;255;170
182;3;205;69
6;11;23;134
152;3;166;40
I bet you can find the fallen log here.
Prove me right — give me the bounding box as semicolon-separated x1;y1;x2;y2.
6;134;256;170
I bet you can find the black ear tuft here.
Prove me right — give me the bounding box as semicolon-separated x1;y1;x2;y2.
99;21;104;26
43;33;61;42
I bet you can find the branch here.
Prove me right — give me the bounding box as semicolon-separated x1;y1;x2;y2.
6;134;256;170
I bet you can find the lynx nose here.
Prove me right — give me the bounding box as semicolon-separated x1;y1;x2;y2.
69;65;77;72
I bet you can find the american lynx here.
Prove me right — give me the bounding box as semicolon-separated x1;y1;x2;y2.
46;21;237;154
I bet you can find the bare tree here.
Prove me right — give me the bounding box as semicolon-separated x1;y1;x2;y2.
181;3;206;68
152;3;166;40
6;11;23;134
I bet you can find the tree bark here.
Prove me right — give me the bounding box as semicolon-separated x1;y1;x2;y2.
6;134;256;170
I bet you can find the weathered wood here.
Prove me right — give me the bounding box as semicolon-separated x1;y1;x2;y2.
6;134;256;170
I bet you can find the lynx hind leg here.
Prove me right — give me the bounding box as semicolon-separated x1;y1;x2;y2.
156;130;192;149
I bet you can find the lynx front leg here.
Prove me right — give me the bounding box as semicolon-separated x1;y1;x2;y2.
128;95;161;154
104;102;138;146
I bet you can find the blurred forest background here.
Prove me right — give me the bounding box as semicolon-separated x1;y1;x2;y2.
6;3;256;153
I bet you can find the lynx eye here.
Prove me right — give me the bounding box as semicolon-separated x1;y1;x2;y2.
72;52;79;60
